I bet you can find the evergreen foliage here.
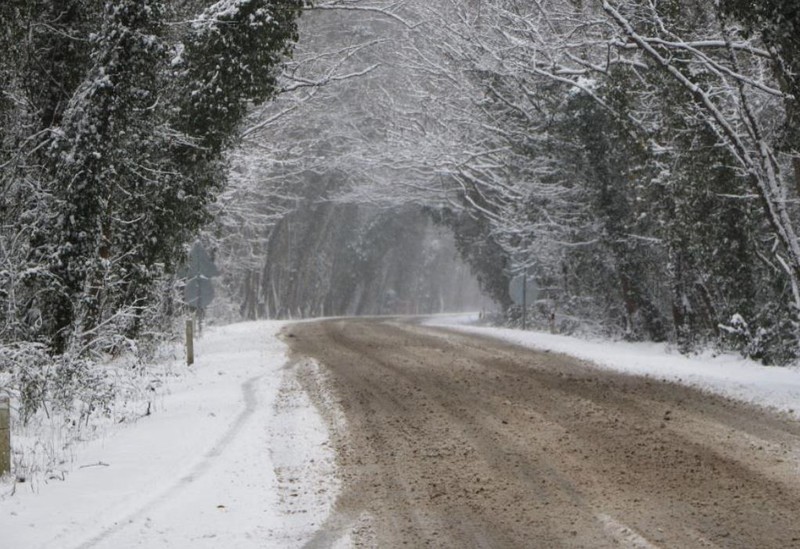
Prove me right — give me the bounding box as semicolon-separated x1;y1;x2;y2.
0;0;303;419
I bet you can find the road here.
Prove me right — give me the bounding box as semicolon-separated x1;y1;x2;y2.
285;318;800;548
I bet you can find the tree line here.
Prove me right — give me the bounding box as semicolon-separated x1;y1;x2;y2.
0;0;303;419
210;0;800;365
4;0;798;428
347;0;800;364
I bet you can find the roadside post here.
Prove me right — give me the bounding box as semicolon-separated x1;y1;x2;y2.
186;318;194;366
522;272;528;330
0;395;10;476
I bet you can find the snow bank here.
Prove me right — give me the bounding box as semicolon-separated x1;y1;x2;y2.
0;321;337;549
425;316;800;418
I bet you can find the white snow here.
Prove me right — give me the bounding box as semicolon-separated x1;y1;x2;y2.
0;321;337;549
6;314;800;549
425;314;800;418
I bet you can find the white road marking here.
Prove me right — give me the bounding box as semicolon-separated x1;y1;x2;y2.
597;514;660;549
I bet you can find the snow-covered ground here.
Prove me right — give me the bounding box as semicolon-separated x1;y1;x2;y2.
426;314;800;419
0;321;338;549
5;314;800;549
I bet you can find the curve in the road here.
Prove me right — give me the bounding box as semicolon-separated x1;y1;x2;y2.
287;318;800;549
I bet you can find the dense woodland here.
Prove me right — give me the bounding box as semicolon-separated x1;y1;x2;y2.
2;0;800;421
0;0;304;418
226;0;800;364
423;0;800;364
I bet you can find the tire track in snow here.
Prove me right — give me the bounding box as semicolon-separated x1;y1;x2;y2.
72;373;264;549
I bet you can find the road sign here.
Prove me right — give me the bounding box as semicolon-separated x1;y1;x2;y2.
181;242;219;309
184;276;215;309
182;242;219;279
509;275;539;307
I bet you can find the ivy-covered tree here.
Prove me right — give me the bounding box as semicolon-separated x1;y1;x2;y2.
1;0;305;362
40;0;166;352
175;0;303;155
720;0;800;190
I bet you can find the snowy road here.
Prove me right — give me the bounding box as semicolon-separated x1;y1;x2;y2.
5;317;800;548
288;318;800;548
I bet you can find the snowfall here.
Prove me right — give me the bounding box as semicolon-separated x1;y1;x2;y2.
2;315;800;548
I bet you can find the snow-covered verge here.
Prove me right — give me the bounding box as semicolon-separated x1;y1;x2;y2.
425;314;800;419
0;321;338;549
0;340;182;493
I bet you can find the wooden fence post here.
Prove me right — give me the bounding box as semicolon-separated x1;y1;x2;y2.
0;395;10;476
186;318;194;366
